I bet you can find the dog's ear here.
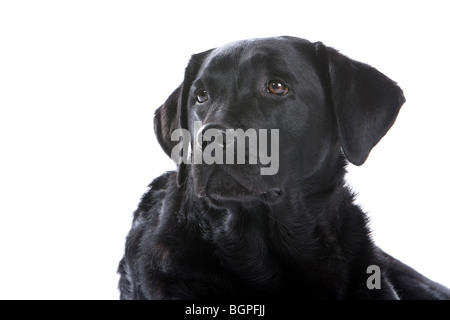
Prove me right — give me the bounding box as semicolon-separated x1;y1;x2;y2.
153;49;213;185
154;85;183;158
314;42;406;166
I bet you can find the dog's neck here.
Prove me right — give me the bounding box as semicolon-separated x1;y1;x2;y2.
193;154;367;294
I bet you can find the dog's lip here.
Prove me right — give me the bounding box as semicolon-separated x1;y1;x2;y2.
212;165;262;194
203;165;283;202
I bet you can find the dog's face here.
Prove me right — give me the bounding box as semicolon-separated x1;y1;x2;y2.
154;36;405;206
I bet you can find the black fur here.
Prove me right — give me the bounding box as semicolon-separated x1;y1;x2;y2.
118;36;450;299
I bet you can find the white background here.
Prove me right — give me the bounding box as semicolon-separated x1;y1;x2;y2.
0;0;449;300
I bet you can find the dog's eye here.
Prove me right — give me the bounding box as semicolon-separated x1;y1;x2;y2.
267;80;289;96
196;89;209;103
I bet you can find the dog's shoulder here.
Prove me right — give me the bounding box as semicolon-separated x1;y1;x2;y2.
131;171;177;223
119;170;186;299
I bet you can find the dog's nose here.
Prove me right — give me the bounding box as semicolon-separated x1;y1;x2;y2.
196;123;234;150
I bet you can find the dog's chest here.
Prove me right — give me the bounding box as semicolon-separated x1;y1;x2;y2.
189;217;347;299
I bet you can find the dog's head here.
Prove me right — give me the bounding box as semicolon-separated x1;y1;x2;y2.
154;36;405;206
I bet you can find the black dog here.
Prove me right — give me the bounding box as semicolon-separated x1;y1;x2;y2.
118;36;450;299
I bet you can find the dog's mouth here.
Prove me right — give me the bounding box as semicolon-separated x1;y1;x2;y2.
193;164;283;205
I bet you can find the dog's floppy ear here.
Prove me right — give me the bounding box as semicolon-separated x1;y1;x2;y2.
314;42;406;166
154;85;183;158
153;49;213;185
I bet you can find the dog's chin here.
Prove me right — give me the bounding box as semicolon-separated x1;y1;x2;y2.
194;166;283;207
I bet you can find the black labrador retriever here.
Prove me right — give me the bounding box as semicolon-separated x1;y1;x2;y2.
118;36;450;299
